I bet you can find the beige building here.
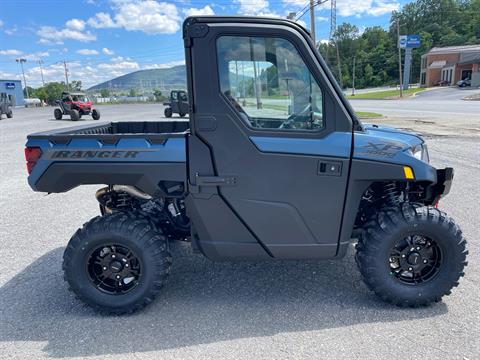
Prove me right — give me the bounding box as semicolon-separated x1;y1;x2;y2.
420;44;480;87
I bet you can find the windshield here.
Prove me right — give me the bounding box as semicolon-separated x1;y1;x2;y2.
71;95;89;102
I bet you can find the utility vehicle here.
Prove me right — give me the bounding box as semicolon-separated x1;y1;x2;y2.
163;90;189;117
0;92;13;119
25;17;467;314
54;91;100;121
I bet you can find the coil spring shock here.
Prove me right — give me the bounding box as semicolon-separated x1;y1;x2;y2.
383;182;400;206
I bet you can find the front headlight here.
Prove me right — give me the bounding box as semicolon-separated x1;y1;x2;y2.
410;144;429;163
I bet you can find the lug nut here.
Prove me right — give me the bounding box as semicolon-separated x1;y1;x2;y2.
111;254;115;258
423;259;428;264
402;254;406;258
416;247;421;251
116;275;120;279
408;267;413;271
103;266;107;270
125;264;129;267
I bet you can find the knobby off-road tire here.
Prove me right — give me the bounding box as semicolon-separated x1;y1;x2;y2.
356;203;467;307
92;108;100;120
54;108;63;120
164;107;173;118
63;213;172;314
70;109;80;121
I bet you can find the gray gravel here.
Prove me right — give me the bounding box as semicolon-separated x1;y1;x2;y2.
0;104;479;360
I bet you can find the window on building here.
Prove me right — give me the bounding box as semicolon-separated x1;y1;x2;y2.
216;36;324;132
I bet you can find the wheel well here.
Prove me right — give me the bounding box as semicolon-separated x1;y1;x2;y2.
353;180;433;231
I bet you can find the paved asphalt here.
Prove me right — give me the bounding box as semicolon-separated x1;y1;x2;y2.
0;102;479;360
350;87;480;120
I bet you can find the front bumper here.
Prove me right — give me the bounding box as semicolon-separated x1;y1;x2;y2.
426;167;454;204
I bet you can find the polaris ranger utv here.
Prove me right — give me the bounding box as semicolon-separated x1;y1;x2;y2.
25;17;467;314
0;92;13;119
54;91;100;121
163;90;189;118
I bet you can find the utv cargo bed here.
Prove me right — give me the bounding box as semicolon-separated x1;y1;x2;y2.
26;121;189;195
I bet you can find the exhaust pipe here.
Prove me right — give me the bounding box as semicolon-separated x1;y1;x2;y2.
95;185;152;202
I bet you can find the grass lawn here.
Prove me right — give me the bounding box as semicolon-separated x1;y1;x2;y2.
355;111;384;118
346;87;426;100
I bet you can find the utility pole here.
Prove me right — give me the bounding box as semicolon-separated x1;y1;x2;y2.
351;55;356;96
16;58;29;98
335;41;342;88
309;0;316;44
396;20;403;98
37;59;45;86
63;60;70;91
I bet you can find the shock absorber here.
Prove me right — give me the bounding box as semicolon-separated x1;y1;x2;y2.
383;182;400;206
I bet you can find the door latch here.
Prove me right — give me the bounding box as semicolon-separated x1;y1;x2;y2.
318;161;342;176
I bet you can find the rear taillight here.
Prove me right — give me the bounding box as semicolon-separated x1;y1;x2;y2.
24;147;42;174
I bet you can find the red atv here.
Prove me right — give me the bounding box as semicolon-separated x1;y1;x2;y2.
54;92;100;121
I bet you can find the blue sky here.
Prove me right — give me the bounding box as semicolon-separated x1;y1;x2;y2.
0;0;409;88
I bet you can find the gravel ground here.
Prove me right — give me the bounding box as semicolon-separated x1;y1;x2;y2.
0;105;478;360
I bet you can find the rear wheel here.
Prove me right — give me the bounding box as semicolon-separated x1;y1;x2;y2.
54;108;63;120
356;203;467;307
179;112;186;117
6;107;13;118
92;108;100;120
70;109;80;121
63;213;171;314
164;107;172;118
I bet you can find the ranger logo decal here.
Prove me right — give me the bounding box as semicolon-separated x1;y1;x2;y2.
46;149;155;160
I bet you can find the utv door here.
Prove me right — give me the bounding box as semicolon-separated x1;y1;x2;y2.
184;18;354;260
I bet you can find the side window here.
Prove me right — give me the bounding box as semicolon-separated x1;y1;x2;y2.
217;36;324;131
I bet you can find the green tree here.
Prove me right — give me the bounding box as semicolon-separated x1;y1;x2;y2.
70;80;82;91
153;89;163;101
129;88;136;97
100;89;110;98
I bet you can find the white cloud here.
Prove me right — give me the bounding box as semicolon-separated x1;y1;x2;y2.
0;49;23;56
102;47;114;55
317;16;329;22
183;5;215;17
146;59;185;69
88;0;180;34
87;12;117;28
98;59;140;72
23;51;50;60
0;20;3;27
4;25;18;36
284;0;399;17
66;18;86;31
77;48;99;55
335;0;399;17
37;21;96;44
238;0;269;15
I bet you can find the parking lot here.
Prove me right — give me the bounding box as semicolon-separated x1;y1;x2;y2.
0;103;479;359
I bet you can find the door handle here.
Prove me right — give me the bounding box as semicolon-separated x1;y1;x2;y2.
195;174;237;186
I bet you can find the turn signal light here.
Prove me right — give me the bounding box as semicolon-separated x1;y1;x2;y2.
403;166;415;180
24;147;43;174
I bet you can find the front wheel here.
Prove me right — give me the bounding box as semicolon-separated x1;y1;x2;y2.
54;108;63;120
6;107;13;118
92;108;100;120
356;203;467;307
63;213;172;314
164;107;172;118
70;109;80;121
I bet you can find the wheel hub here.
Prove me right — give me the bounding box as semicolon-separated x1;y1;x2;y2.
87;244;141;294
389;235;442;284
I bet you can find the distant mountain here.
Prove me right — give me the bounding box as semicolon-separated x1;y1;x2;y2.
87;64;254;93
88;65;187;92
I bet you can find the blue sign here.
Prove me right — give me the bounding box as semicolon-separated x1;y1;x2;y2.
5;82;15;90
406;35;421;48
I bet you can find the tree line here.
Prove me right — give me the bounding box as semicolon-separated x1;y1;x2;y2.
318;0;480;89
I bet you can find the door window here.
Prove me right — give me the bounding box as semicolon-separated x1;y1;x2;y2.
217;36;324;131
